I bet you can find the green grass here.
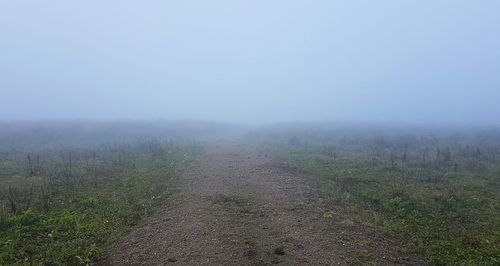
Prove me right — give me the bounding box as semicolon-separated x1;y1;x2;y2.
0;146;191;265
273;146;500;265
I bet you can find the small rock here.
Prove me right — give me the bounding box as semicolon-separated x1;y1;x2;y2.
322;211;335;219
168;258;177;262
340;219;354;226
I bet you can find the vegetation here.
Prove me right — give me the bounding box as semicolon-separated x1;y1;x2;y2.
261;125;500;265
3;121;500;265
0;125;195;265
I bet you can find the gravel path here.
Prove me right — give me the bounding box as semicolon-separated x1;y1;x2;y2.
102;141;423;265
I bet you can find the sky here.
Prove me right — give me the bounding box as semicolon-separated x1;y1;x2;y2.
1;1;499;125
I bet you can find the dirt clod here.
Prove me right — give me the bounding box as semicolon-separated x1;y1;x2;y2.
274;246;285;255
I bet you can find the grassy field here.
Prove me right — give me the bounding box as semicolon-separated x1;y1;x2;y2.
259;125;500;265
3;121;500;264
0;122;205;265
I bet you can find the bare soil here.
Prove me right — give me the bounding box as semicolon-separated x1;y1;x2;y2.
102;141;424;265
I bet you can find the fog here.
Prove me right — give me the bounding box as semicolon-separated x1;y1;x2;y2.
1;1;499;125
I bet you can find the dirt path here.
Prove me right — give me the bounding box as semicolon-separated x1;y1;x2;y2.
102;141;423;265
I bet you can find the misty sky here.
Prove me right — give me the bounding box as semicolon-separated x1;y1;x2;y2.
1;1;499;124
